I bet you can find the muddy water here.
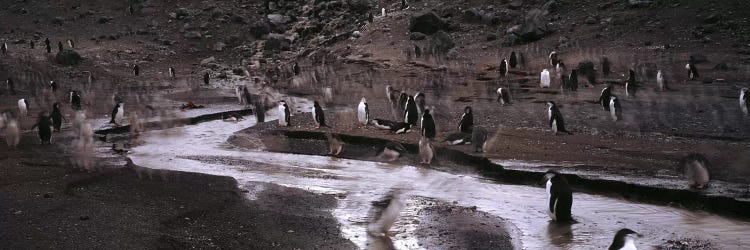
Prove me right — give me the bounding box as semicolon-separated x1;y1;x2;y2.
127;118;750;249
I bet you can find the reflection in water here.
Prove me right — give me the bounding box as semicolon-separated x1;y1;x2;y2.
128;118;750;250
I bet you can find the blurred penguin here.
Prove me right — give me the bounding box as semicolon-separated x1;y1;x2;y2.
656;69;666;91
549;51;558;67
2;111;20;147
18;98;29;116
327;133;343;156
608;229;641;250
404;95;418;126
414;92;426;117
57;41;63;52
49;80;58;92
540;69;551;88
312;101;328;128
367;192;403;237
377;142;406;162
458;106;473;133
358;97;369;125
133;64;140;76
602;56;611;77
70;91;82;110
1;42;7;54
739;87;748;116
686;62;699;80
67;39;74;48
203;72;210;85
32;112;53;144
51;103;66;131
509;51;518;68
499;59;509;78
471;127;487;153
386;85;400;107
421;109;435;140
419;136;435;164
568;70;578;92
497;87;510;106
168;67;175;78
110;103;124;126
625;69;637;98
445;132;471;145
278;100;291;127
609;95;622;122
599;85;613;111
547;101;572;135
679;153;711;189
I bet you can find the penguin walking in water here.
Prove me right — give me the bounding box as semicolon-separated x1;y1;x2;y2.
326;133;343;156
609;95;622;121
549;51;559;67
499;59;509;78
419;136;435;164
70;91;82;110
367;192;404;238
540;69;551;88
404;95;418;126
377;142;405;162
312;101;328;128
602;57;611;77
49;80;58;92
496;87;510;106
110;103;125;126
599;85;613;111
421;109;436;140
471;127;487;153
18;99;29;116
686;62;699;80
1;42;7;54
445;132;471;145
357;97;369;125
458;106;473;133
51;103;66;131
278;100;291;127
547;101;572;135
32;112;53;144
2;111;20;147
509;52;518;68
739;87;748;116
203;72;210;85
656;70;666;91
168;67;175;78
543;170;573;222
625;69;638;98
414;92;426;117
608;228;641;250
679;153;711;189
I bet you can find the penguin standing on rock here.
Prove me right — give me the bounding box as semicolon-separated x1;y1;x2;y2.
110;103;124;126
471;127;487;153
404;95;418;126
739;87;748;116
357;97;369;125
509;51;518;68
458;106;473;133
421;109;435;140
168;67;175;78
18;99;29;116
686;62;699;80
51;103;66;131
419;136;434;164
133;64;140;76
312;101;328;128
543;170;573;222
278;100;291;127
599;85;613;111
625;69;638;98
547;101;572;135
32;112;53;144
377;142;405;162
497;87;510;106
499;59;508;78
608;229;641;250
609;95;622;121
679;153;711;189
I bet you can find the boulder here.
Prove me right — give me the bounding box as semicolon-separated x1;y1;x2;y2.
409;11;449;35
347;0;373;14
503;9;550;46
184;31;202;39
409;32;427;41
175;8;190;19
430;30;455;54
267;14;290;25
264;33;291;52
97;16;113;24
55;50;83;66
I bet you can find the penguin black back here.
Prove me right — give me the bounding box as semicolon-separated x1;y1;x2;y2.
545;170;573;222
568;70;578;91
599;86;613;111
459;106;473;133
509;51;518;68
602;57;611;76
35;112;53;144
421;109;436;139
51;103;64;131
608;228;640;250
405;96;418;125
313;101;328;127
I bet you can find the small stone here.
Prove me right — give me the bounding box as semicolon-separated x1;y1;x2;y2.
585;16;596;25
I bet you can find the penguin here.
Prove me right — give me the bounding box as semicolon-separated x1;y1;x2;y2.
278;100;291;127
458;106;473;133
293;62;300;76
608;228;641;250
568;69;578;91
386;85;400;107
377;142;405;162
18;99;29;116
499;59;508;78
497;87;510;106
70;91;82;110
129;5;135;15
391;122;412;134
110;103;124;126
32;112;53;144
543;170;573;222
168;67;175;78
471;127;487;153
29;40;34;49
382;7;386;17
602;56;611;77
556;62;566;73
67;39;74;48
7;78;15;95
549;51;558;67
370;119;398;130
133;64;140;76
421;109;436;139
609;95;622;122
235;85;247;105
397;92;408;114
1;42;7;54
49;80;57;92
203;72;210;85
50;103;65;131
44;38;50;48
400;0;408;10
686;62;699;80
367;192;404;237
326;133;343;156
599;85;613;111
540;69;551;88
414;45;421;58
57;41;63;52
414;92;426;116
3;112;20;147
357;97;369;125
625;69;637;98
419;136;435;164
679;153;711;189
740;87;748;116
312;101;328;128
45;42;51;53
656;69;666;91
404;95;418;125
547;101;572;135
222;113;241;122
509;51;518;68
445;132;471;145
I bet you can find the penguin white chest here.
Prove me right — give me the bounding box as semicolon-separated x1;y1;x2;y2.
620;237;638;250
115;107;124;123
357;102;367;124
545;180;555;219
278;105;287;125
